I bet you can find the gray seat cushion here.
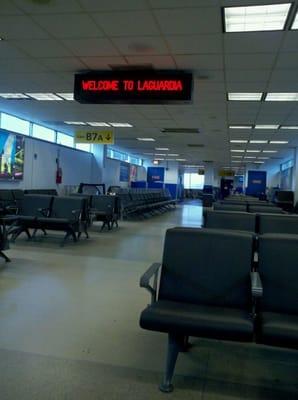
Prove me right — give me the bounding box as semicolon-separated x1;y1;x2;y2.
259;312;298;349
140;300;254;341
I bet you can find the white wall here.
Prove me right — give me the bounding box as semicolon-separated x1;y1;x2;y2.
0;136;99;191
102;157;146;189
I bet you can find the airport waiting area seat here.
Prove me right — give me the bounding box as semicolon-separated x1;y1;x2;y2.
275;190;294;211
213;202;247;212
204;210;256;232
91;195;119;230
139;227;298;392
256;234;298;349
115;188;176;218
258;213;298;235
140;228;256;392
10;195;88;245
247;205;285;214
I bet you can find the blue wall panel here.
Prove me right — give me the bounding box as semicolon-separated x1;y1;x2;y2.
165;183;177;199
147;167;165;183
246;170;267;196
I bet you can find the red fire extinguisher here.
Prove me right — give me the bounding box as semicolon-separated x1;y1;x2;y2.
56;167;63;184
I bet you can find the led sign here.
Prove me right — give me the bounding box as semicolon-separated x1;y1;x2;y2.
74;71;193;104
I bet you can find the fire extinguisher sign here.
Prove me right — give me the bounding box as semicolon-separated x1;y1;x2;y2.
75;130;114;144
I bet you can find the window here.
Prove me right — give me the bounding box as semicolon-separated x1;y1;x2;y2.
76;143;91;152
32;123;56;142
281;159;294;171
184;173;204;189
0;112;30;135
107;147;142;165
57;132;74;147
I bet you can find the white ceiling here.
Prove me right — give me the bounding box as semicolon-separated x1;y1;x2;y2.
0;0;297;169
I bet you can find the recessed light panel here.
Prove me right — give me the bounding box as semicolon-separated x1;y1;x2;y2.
255;124;279;129
137;138;155;141
87;122;111;127
26;93;63;101
254;161;265;164
0;93;30;99
224;4;291;33
280;126;298;130
292;11;298;29
269;140;288;144
109;123;133;127
229;125;253;129
246;150;261;153
64;121;86;125
244;156;256;159
56;93;74;100
155;148;169;151
231;149;245;152
228;93;263;101
230;140;248;143
263;150;277;153
265;93;298;101
249;140;268;143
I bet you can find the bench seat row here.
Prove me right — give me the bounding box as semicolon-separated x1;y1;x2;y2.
139;228;298;392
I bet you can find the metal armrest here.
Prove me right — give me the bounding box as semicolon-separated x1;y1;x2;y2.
38;207;49;217
251;271;263;298
140;262;162;304
71;209;82;220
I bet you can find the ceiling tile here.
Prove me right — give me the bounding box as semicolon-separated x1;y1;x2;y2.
224;32;283;53
32;13;104;39
0;15;50;39
79;0;149;11
79;56;127;69
0;41;27;58
93;11;160;36
166;34;222;54
111;36;168;55
226;69;271;83
225;54;276;69
280;32;298;52
39;57;87;72
175;54;223;70
12;39;73;58
126;55;175;69
154;8;221;35
149;0;220;7
13;0;82;13
275;53;298;69
62;38;120;57
0;59;49;74
0;0;24;15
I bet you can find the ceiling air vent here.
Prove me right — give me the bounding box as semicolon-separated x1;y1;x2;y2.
161;128;199;134
187;144;204;148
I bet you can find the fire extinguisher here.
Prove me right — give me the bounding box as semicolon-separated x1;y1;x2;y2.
56;151;63;184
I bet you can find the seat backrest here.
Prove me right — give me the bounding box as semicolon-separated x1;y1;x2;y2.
92;195;115;213
158;228;254;309
258;234;298;314
214;202;247;212
204;210;256;232
258;214;298;234
276;190;294;202
12;189;24;201
20;195;53;217
248;205;284;214
0;189;14;203
50;196;84;220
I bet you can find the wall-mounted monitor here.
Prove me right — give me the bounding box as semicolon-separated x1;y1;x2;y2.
0;129;25;180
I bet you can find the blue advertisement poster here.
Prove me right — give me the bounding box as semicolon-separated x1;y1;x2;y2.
147;167;165;183
246;170;267;196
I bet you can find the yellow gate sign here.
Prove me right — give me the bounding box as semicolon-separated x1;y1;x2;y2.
75;130;114;144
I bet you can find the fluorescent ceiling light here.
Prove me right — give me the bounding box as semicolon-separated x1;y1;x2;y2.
265;93;298;101
155;147;169;151
230;140;248;143
232;155;243;158
229;125;252;129
228;93;263;101
137;137;155;141
176;158;187;161
224;4;291;33
87;122;111;127
269;140;288;144
244;156;256;159
109;122;133;127
254;161;265;164
155;153;167;156
64;121;86;125
258;157;269;159
0;93;30;99
255;124;279;129
231;149;245;152
280;126;298;129
263;150;277;153
246;150;261;153
232;160;242;163
168;154;179;156
154;158;164;161
143;153;154;155
249;140;268;144
26;93;63;101
56;92;74;100
292;11;298;29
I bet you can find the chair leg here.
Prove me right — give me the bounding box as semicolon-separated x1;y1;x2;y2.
159;333;182;393
0;251;10;262
100;221;106;231
42;229;47;236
